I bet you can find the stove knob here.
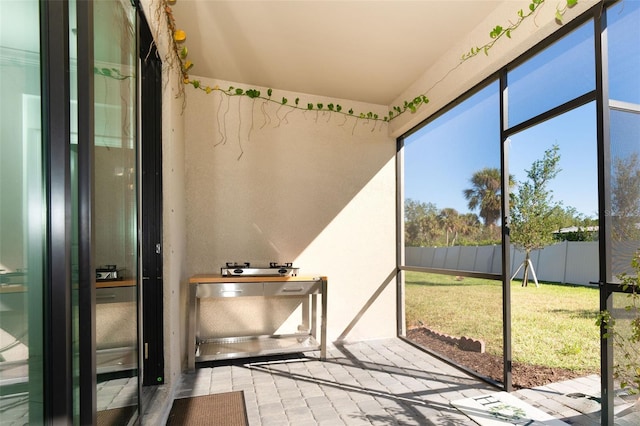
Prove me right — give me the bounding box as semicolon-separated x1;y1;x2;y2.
234;269;244;274
278;268;287;275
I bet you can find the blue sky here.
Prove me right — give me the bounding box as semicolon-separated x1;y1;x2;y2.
404;98;598;219
508;103;598;218
403;1;639;221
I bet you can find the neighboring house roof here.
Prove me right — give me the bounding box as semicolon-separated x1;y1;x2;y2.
554;226;599;233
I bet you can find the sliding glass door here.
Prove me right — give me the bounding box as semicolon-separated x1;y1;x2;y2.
603;1;640;421
0;1;45;423
1;0;142;422
92;0;140;421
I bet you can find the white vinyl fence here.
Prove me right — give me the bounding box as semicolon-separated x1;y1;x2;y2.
405;241;599;285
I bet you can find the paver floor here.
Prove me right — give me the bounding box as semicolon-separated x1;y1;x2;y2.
173;338;640;425
177;339;496;425
3;338;638;424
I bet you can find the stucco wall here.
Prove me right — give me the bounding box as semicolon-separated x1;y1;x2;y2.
161;91;187;383
184;77;397;345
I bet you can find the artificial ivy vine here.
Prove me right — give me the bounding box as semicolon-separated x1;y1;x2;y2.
185;81;410;124
462;0;578;60
94;67;132;80
154;0;188;101
162;0;582;124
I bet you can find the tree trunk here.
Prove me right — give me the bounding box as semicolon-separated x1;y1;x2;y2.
522;251;530;287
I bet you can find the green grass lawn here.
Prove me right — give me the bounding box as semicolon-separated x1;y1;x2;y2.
404;271;600;371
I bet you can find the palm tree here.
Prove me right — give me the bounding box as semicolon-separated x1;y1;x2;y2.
438;208;463;246
463;167;510;228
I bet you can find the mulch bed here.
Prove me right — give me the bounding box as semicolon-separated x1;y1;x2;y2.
407;327;598;389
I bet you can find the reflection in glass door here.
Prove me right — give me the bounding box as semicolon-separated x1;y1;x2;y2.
93;0;139;421
602;1;640;421
0;1;44;423
605;102;640;420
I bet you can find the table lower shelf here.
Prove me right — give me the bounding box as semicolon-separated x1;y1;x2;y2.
0;346;136;386
196;334;320;362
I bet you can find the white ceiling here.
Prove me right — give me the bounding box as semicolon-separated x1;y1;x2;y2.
171;1;506;106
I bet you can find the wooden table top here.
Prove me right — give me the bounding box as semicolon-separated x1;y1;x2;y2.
189;274;327;284
0;279;136;294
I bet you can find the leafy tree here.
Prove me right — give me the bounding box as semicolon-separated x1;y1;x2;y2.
405;200;486;247
458;213;484;244
404;199;441;247
510;145;563;287
611;153;640;243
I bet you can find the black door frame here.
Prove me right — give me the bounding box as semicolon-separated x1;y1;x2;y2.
139;10;165;387
76;0;97;423
41;0;75;421
594;5;614;424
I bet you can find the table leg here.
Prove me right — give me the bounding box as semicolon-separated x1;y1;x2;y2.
187;284;197;372
302;297;310;334
320;278;327;360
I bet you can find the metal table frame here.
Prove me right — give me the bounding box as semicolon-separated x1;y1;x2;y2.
187;274;327;371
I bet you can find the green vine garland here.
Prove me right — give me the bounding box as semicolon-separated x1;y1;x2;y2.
462;0;578;60
163;0;581;123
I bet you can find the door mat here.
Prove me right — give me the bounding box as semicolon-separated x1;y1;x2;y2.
96;405;137;426
166;391;248;426
451;392;569;425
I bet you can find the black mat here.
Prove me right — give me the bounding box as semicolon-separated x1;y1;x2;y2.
166;391;248;426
